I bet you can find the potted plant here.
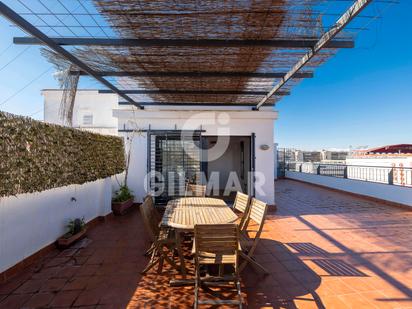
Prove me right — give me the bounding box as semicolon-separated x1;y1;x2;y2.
112;185;134;215
57;217;87;249
111;128;137;215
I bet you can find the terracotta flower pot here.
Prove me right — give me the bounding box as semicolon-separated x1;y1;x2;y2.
111;197;134;215
56;228;87;249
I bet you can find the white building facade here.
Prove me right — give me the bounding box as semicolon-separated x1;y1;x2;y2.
117;106;277;206
42;89;119;136
43;91;277;206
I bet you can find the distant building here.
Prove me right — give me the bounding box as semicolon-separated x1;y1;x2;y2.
42;89;119;136
277;148;298;163
347;144;412;168
301;151;322;162
321;150;348;161
350;144;412;157
277;147;359;165
278;148;333;163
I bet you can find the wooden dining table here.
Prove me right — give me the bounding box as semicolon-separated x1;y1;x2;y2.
161;197;238;278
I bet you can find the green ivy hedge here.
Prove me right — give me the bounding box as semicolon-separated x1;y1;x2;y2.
0;111;125;197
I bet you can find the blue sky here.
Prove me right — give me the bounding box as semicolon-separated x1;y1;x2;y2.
276;1;412;150
0;1;410;150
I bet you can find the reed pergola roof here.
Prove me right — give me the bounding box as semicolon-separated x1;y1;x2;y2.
0;0;387;109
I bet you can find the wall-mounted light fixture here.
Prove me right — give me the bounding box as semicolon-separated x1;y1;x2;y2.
260;144;270;151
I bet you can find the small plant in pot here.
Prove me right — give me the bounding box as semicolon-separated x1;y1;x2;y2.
112;185;134;215
57;217;87;249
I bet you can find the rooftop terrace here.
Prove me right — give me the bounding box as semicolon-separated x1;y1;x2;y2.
0;179;411;308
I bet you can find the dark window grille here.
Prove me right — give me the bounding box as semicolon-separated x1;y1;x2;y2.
149;131;201;205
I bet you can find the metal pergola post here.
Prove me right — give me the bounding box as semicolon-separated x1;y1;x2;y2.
0;1;144;110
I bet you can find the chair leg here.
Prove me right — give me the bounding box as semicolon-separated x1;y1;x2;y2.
236;279;242;308
144;243;155;256
143;242;180;275
141;245;159;274
175;231;187;276
194;271;199;309
239;252;269;274
141;256;159;274
161;250;179;271
157;255;164;274
219;264;224;277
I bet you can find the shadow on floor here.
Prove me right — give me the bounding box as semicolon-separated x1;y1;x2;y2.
241;239;324;308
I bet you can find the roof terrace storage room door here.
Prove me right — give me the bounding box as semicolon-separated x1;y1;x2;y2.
148;131;201;205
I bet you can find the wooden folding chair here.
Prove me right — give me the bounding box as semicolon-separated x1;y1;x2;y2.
140;196;179;274
239;198;269;274
185;183;206;197
142;195;161;256
232;192;250;231
193;224;242;308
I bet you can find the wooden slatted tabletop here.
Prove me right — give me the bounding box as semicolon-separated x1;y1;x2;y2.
162;197;238;230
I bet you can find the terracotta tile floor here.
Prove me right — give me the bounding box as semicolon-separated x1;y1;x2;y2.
1;179;412;308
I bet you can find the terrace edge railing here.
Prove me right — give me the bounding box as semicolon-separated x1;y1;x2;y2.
285;163;412;187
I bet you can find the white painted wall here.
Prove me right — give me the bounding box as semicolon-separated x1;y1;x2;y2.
115;108;277;205
286;171;412;207
42;90;119;136
0;174;123;273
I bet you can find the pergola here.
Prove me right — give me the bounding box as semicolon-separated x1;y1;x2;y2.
0;0;379;110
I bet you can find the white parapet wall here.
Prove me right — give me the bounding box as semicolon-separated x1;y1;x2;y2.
0;174;123;274
285;171;412;207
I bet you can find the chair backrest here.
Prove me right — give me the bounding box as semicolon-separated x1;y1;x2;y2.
186;183;206;197
248;198;267;227
233;192;249;213
241;198;267;256
140;195;159;242
233;192;250;230
243;198;267;237
194;224;239;263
